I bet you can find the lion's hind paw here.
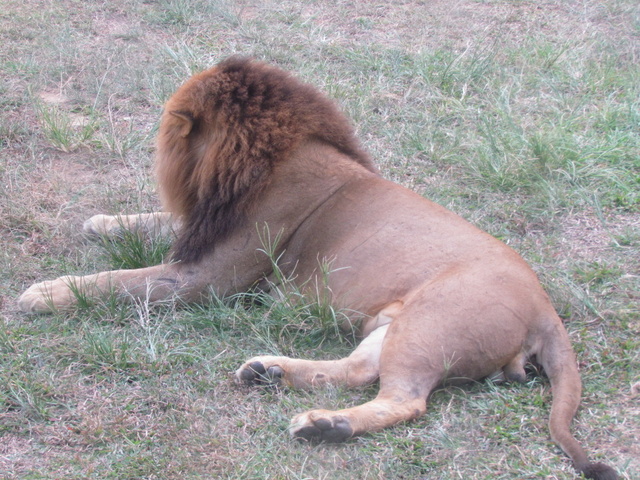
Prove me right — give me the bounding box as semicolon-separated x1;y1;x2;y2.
290;410;353;443
235;357;285;386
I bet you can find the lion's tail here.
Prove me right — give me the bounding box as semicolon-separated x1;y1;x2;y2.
538;319;618;480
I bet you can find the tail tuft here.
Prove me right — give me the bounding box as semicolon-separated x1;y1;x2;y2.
581;462;618;480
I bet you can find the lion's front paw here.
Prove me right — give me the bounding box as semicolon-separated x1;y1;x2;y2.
18;277;78;313
290;410;353;443
235;356;287;386
83;214;122;237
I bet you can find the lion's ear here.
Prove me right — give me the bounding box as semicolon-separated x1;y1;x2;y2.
169;110;194;138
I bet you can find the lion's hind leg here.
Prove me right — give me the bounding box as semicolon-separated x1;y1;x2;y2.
236;324;388;389
83;212;180;239
289;367;437;443
289;388;432;443
288;318;441;443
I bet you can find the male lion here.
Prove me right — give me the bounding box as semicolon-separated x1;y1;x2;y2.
19;57;617;479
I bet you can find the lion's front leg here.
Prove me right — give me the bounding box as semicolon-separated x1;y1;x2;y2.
18;264;199;313
83;212;180;239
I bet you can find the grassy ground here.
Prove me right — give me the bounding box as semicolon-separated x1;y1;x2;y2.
1;0;638;478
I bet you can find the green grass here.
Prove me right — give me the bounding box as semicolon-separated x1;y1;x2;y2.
96;221;173;269
1;0;638;478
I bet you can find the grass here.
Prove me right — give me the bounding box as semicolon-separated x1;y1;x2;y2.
1;0;639;478
96;219;173;269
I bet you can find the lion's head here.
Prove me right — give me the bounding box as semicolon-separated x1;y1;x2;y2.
155;57;376;263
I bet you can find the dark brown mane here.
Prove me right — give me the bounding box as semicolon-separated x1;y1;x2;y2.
155;56;376;264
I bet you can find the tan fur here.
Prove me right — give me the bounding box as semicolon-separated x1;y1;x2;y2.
18;58;617;480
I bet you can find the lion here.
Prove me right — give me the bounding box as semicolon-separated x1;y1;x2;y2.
18;57;617;479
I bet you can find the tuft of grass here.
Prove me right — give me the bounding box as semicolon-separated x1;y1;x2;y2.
33;100;98;152
230;224;356;358
152;0;241;28
81;326;136;372
95;218;173;269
